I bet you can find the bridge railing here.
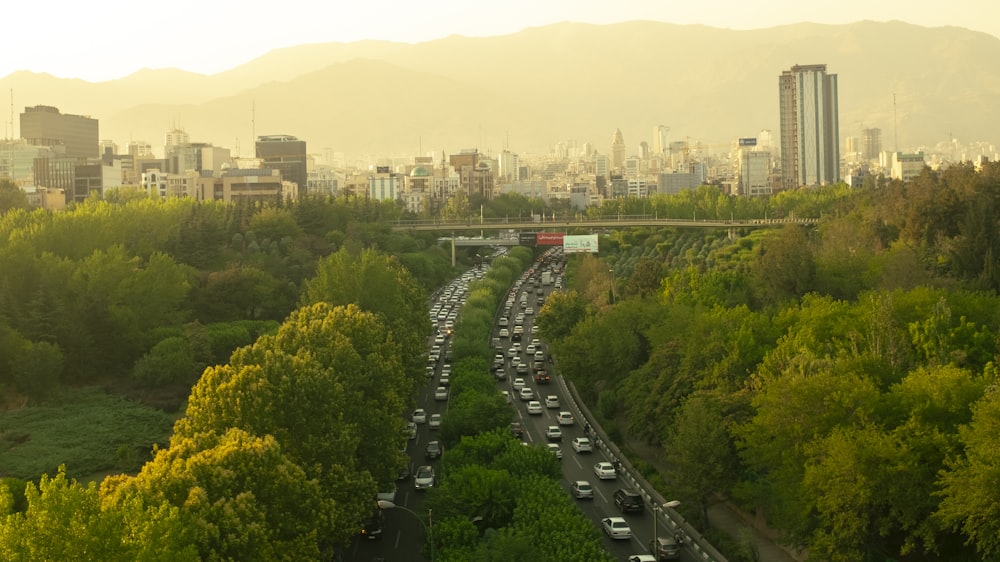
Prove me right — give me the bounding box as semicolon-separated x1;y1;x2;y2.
392;215;818;229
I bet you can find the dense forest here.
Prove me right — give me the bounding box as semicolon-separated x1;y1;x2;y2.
536;162;1000;561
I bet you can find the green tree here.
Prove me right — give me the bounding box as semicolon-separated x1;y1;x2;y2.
937;385;1000;557
0;180;29;215
664;394;734;529
103;429;324;561
301;247;431;379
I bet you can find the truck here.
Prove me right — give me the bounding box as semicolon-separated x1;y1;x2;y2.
541;271;552;285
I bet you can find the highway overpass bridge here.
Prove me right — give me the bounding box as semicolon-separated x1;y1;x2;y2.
395;214;820;265
392;215;818;232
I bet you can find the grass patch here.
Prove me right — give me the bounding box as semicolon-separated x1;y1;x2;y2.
0;386;174;481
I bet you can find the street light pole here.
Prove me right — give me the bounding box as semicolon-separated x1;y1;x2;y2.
377;500;434;561
653;500;682;554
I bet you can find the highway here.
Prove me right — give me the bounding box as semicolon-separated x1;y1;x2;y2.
347;251;701;561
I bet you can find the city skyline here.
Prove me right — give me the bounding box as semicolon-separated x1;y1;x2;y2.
2;0;999;81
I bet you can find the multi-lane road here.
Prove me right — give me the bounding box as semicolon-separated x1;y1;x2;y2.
349;251;696;562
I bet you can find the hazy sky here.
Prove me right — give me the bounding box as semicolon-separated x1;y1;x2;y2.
4;0;998;81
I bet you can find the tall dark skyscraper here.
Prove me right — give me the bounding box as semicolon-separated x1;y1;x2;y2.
256;134;307;197
20;105;99;159
779;64;840;189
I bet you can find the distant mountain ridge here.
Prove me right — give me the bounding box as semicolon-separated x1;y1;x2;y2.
2;20;998;159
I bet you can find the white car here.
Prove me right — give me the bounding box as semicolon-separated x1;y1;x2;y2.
601;517;632;540
524;307;534;315
627;555;657;562
507;346;519;358
414;465;435;490
519;387;535;401
526;400;543;415
412;409;427;424
545;395;560;408
557;411;574;426
512;377;526;391
429;413;442;429
406;422;417;439
570;480;593;499
571;437;593;453
434;386;448;401
545;425;562;441
499;328;510;338
546;443;562;459
500;390;511;403
594;461;617;479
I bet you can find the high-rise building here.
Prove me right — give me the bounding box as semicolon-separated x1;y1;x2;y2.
611;129;626;171
778;64;840;189
256;134;307;197
20;105;99;159
862;127;882;162
653;125;670;154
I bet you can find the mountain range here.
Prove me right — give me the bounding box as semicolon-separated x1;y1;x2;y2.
1;20;998;160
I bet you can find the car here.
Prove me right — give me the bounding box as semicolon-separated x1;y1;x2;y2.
524;307;534;315
516;362;529;375
500;390;511;403
434;386;448;401
376;483;397;503
494;353;505;366
434;333;446;344
614;488;645;513
526;344;537;355
546;443;562;459
627;556;657;562
594;461;617;479
557;411;574;426
510;422;525;439
360;508;384;540
499;317;509;327
649;536;682;560
519;387;535;401
545;425;562;441
570;480;594;499
601;516;632;540
534;350;545;362
439;375;450;387
412;408;427;424
406;421;417;439
526;400;543;415
397;463;412;480
534;370;550;384
499;328;510;338
429;413;442;429
571;437;593;453
512;377;526;391
493;367;508;381
414;465;435;489
507;346;519;358
545;395;560;408
425;440;443;459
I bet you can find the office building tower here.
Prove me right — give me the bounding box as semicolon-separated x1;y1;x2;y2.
611;129;626;171
778;64;840;189
20;105;99;159
653;125;670;155
256;134;307;197
862;127;882;162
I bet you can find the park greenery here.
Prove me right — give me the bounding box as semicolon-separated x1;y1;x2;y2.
536;162;1000;561
1;159;999;560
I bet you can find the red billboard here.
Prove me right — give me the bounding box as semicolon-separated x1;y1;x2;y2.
535;232;565;246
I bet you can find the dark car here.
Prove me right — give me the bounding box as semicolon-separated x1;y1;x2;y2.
360;508;384;540
510;422;525;439
650;536;681;560
534;370;550;384
614;488;645;513
425;440;443;460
